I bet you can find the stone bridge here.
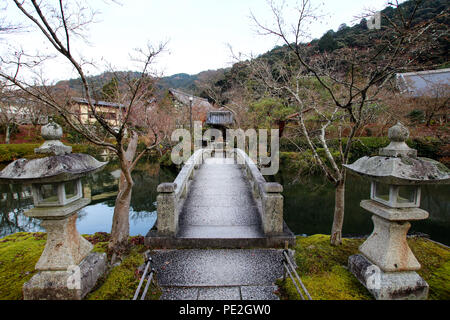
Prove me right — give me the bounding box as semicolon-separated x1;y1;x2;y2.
145;147;295;248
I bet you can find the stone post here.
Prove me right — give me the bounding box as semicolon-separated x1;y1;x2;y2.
23;199;107;300
0;121;110;300
344;123;449;300
156;182;178;236
348;200;430;300
261;182;284;235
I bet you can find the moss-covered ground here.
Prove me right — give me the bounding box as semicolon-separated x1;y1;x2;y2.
0;232;161;300
277;234;449;300
0;232;448;300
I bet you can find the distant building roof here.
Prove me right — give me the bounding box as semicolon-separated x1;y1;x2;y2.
396;68;450;97
206;110;233;126
72;97;125;108
168;89;214;110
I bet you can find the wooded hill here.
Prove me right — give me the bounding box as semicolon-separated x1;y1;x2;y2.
53;0;448;102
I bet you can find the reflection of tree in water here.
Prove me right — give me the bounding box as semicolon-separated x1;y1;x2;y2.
128;163;177;224
76;208;88;222
277;166;450;244
1;159;448;243
420;185;450;222
81;161;177;224
0;184;42;237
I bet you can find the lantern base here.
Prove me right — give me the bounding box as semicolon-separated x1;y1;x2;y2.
348;254;429;300
23;252;107;300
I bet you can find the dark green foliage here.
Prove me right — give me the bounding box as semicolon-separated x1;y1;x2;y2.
101;77;119;101
159;73;198;91
0;144;41;162
408;110;426;124
409;137;445;160
249;98;296;129
318;30;338;52
0;143;102;163
0;123;19;141
280;136;445;164
159;151;175;167
211;0;448;100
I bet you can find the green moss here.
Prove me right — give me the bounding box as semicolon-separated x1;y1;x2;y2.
293;234;362;275
408;237;450;300
277;235;450;300
0;232;161;300
278;265;372;300
0;232;447;300
0;232;46;300
86;245;162;300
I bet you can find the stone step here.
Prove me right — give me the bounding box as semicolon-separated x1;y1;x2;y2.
146;234;271;249
178;206;261;226
177;225;264;239
151;249;284;288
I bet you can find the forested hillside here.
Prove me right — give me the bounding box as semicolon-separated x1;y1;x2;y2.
51;0;448;101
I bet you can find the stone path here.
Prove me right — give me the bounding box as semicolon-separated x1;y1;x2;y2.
153;249;283;300
151;158;284;300
177;158;264;239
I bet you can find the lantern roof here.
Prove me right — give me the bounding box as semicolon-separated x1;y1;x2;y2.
0;121;107;184
344;123;450;185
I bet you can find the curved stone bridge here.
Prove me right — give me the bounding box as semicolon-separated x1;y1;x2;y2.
145;148;295;248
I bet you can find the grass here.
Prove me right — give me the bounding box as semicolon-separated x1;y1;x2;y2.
277;234;450;300
0;232;161;300
0;232;447;300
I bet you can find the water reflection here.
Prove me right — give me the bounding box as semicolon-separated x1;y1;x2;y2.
1;160;448;244
0;184;41;238
271;169;450;245
0;162;177;237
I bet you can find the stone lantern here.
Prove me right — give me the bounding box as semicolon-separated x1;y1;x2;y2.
0;121;108;300
344;123;449;300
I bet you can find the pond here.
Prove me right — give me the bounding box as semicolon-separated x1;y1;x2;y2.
0;161;177;239
0;160;449;245
271;169;449;245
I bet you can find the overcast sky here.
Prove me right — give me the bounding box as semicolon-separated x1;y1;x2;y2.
2;0;392;82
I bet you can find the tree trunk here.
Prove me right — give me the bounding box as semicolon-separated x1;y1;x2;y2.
108;131;139;256
330;179;345;246
5;124;10;144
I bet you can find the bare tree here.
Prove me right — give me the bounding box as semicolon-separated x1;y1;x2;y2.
0;83;30;144
249;0;446;245
0;1;167;259
419;82;449;126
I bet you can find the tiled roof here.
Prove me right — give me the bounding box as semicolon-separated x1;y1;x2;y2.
396;68;450;97
71;97;125;108
168;89;214;110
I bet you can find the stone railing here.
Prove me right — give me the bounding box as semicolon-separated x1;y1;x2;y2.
156;147;284;237
231;148;284;235
156;149;203;236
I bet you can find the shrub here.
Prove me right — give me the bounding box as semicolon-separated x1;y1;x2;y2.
0;143;104;163
280;136;445;163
